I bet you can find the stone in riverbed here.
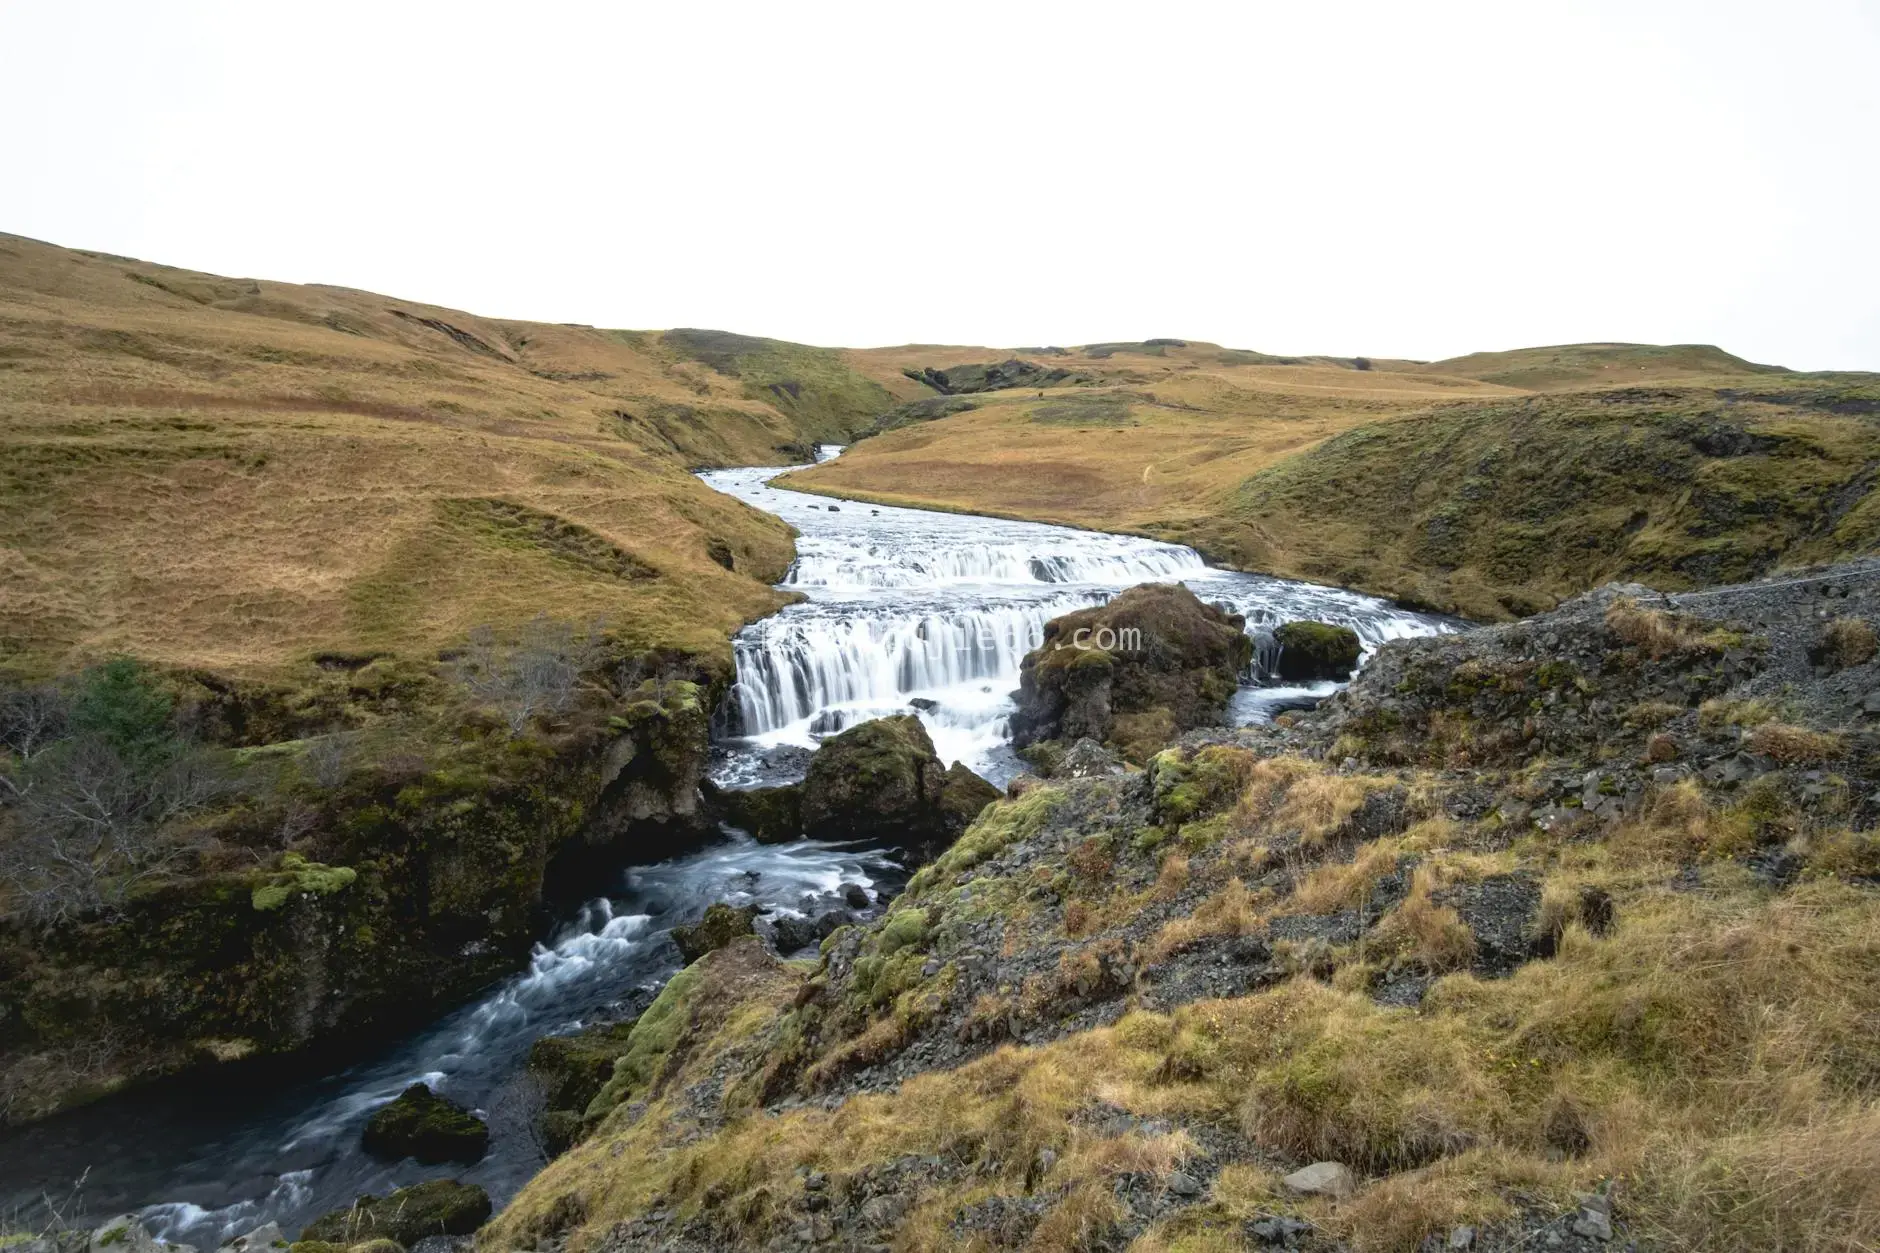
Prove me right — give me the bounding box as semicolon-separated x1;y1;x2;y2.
299;1181;490;1246
1010;583;1252;759
1272;620;1362;681
361;1083;489;1164
798;715;999;856
671;902;761;962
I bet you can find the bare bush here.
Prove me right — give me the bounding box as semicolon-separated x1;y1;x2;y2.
1;735;224;925
0;684;68;803
489;1071;551;1166
452;616;607;734
300;732;355;790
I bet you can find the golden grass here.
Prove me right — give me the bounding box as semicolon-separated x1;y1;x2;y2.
495;753;1880;1253
1745;723;1848;764
1817;616;1877;669
0;234;857;678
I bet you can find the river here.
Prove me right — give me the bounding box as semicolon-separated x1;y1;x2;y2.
0;448;1451;1244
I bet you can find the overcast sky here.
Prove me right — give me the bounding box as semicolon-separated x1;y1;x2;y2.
5;1;1877;370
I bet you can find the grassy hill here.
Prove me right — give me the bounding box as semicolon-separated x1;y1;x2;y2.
0;234;902;679
781;341;1880;618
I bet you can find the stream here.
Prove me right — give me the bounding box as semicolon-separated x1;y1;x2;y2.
0;447;1452;1243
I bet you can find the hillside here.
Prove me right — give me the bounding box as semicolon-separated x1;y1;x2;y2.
781;343;1880;619
0;236;903;1120
495;567;1880;1253
0;233;903;679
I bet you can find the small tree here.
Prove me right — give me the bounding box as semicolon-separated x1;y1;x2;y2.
0;660;224;925
452;616;607;734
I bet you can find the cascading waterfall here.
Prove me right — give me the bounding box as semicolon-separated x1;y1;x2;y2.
699;455;1456;784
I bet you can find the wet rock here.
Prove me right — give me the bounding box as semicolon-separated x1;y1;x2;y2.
672;902;761;963
1273;620;1363;681
216;1223;284;1253
361;1083;489;1164
89;1217;165;1253
716;781;803;843
1280;1160;1355;1199
769;909;850;954
839;882;872;910
300;1181;491;1245
1165;1170;1203;1197
1011;583;1252;757
799;715;998;855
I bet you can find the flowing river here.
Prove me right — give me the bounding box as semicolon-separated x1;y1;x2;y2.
0;448;1451;1244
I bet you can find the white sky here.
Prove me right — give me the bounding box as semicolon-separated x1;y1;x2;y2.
5;0;1878;370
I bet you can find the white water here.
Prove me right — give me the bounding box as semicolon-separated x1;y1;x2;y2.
702;448;1453;784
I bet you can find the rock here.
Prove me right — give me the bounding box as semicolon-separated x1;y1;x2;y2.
361;1084;488;1164
798;715;998;855
1280;1160;1356;1199
1272;620;1362;681
1571;1192;1614;1241
300;1181;491;1245
839;882;872;910
1248;1216;1313;1244
1447;1227;1476;1250
1011;583;1253;757
90;1217;163;1253
1058;738;1122;778
769;909;849;954
1165;1170;1203;1197
671;902;760;963
1862;690;1880;716
216;1224;285;1253
715;782;803;843
908;697;939;712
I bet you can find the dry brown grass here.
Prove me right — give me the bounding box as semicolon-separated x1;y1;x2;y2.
1142;878;1264;966
1817;616;1878;669
1603;598;1721;661
0;234;849;679
1745;723;1848;764
778;347;1508;543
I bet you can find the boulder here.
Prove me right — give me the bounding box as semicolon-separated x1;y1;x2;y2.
1280;1160;1356;1199
798;715;998;854
1272;620;1362;681
216;1224;285;1253
1010;583;1253;757
671;902;760;963
716;782;803;843
361;1083;489;1164
300;1181;490;1246
89;1217;164;1253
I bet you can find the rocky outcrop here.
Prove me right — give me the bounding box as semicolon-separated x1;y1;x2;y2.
299;1180;491;1245
1272;619;1362;680
799;716;1000;853
360;1082;488;1164
1010;583;1253;758
672;903;761;963
903;359;1083;395
0;663;726;1127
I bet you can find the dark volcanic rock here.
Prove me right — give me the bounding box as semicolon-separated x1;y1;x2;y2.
716;781;803;843
361;1083;489;1164
1272;620;1363;681
672;902;761;963
1010;583;1253;757
301;1180;491;1244
798;715;999;854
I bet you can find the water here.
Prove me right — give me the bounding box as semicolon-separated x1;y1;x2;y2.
0;837;902;1245
703;447;1453;786
0;444;1450;1243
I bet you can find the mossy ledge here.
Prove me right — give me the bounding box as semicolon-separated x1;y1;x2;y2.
0;661;723;1125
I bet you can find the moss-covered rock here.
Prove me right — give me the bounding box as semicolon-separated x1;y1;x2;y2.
360;1083;489;1164
1011;583;1253;759
798;715;997;855
715;782;804;843
1273;620;1363;681
299;1180;491;1245
671;903;760;963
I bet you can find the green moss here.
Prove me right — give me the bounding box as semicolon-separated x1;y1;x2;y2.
876;909;928;957
1151;745;1256;827
586;963;705;1119
251;853;358;911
